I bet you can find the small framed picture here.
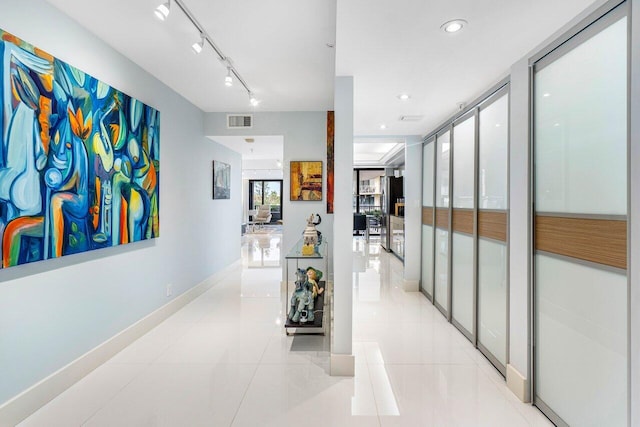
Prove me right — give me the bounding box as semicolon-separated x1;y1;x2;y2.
290;161;322;201
212;160;230;199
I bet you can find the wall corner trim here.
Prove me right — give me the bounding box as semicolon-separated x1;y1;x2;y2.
506;363;531;403
0;260;240;426
330;353;355;377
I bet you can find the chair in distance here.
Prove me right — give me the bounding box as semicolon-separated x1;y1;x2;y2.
253;205;272;230
353;213;367;238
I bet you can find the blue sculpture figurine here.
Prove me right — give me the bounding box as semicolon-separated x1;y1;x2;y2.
288;268;315;323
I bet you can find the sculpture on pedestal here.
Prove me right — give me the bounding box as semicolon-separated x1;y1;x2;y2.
302;213;322;255
288;266;324;324
288;268;315;323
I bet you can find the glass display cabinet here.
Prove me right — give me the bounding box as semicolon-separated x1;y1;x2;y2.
283;238;330;335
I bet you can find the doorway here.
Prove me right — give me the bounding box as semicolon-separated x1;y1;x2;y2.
249;180;283;223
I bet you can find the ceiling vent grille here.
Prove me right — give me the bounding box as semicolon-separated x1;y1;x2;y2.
399;115;424;122
227;114;253;129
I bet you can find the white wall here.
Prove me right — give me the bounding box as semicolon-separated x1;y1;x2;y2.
508;57;531;391
242;158;284;177
332;77;354;372
205;112;333;276
0;0;241;406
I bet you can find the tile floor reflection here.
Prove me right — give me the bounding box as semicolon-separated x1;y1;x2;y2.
243;232;281;269
20;234;552;426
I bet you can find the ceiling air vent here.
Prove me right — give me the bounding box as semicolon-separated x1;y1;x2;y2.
227;114;253;129
399;115;424;122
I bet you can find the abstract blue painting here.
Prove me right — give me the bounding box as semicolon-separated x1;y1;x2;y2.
0;29;160;268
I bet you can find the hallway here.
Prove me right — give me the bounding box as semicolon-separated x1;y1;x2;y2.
20;234;552;426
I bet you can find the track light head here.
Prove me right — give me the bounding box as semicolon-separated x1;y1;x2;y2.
192;34;205;54
154;1;259;104
225;67;233;87
154;0;171;21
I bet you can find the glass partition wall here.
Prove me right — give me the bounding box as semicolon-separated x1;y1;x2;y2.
419;2;630;424
451;113;476;340
421;86;509;374
421;139;435;299
477;92;509;372
533;3;628;425
434;130;451;317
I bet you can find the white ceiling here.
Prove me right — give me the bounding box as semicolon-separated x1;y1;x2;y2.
45;0;336;113
47;0;596;140
210;134;403;168
354;138;404;167
336;0;596;135
209;135;283;160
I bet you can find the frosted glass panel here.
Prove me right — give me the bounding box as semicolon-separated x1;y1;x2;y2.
451;233;473;333
534;12;628;425
436;132;450;208
421;225;434;296
534;17;627;215
422;141;434;206
479;94;509;210
434;229;448;311
452;117;475;209
535;254;627;426
477;239;507;365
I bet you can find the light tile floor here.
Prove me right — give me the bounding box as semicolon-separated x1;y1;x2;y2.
20;234;553;426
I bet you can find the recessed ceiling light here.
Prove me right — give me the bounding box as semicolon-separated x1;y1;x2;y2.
543;93;551;97
380;124;387;130
397;94;411;101
441;19;467;33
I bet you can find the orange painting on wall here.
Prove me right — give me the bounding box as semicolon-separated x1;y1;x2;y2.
290;161;323;201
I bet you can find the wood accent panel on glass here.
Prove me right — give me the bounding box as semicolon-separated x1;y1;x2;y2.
422;207;434;226
478;211;507;242
452;209;474;235
535;215;627;270
435;208;449;230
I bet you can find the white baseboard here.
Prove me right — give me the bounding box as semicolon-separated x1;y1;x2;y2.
0;261;240;427
330;353;355;377
403;279;419;292
506;363;531;403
